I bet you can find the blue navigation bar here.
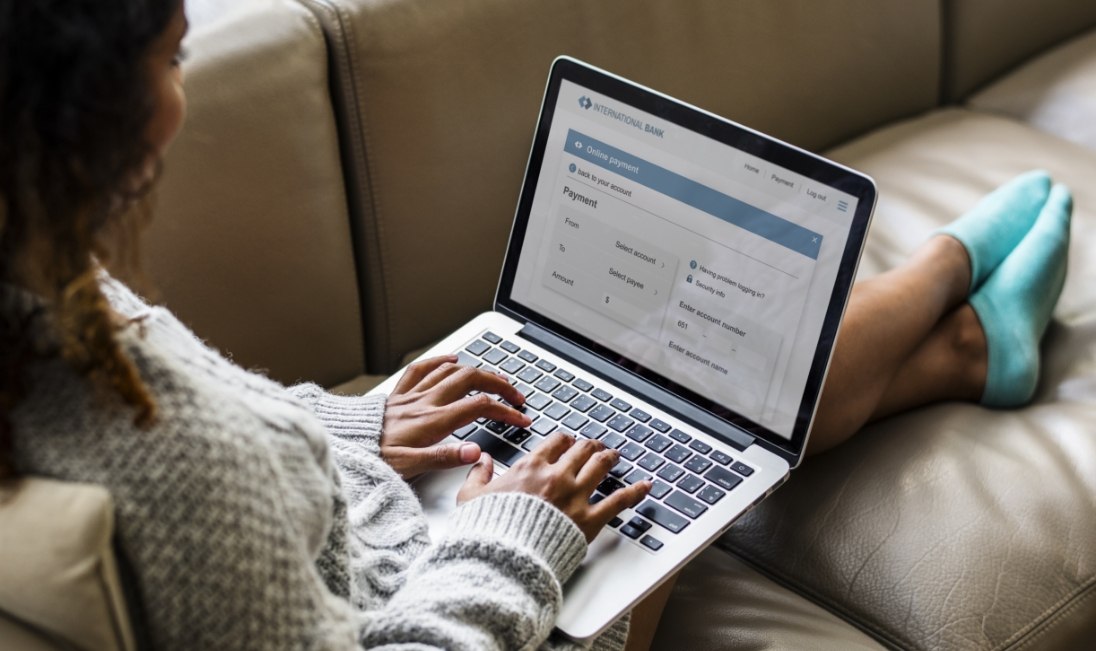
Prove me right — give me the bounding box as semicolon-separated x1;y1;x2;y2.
565;129;822;259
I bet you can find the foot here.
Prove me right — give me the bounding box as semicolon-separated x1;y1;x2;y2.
935;170;1051;291
970;184;1072;407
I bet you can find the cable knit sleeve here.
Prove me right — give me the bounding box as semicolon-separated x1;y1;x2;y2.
283;383;621;650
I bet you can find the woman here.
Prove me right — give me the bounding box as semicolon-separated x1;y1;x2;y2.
0;1;1071;650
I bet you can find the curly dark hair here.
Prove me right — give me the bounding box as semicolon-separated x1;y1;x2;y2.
0;0;182;477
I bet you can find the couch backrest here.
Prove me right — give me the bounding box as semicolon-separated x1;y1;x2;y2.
302;0;942;371
146;0;365;387
943;0;1096;100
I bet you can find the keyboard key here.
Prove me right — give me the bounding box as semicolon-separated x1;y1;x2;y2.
637;453;665;472
589;404;615;422
499;340;520;353
591;388;613;402
535;359;556;373
589;492;605;505
601;432;626;449
630;408;651;422
521;434;544;451
684;456;713;474
705;466;743;491
465;340;490;356
609;460;633;478
731;461;755;477
499;357;524;375
608;515;623;528
597;477;625;495
635;500;689;533
531;418;556;436
544;402;569;421
526;393;551;411
620;523;644;539
562;412;588;431
552;385;579;403
627;516;652;533
608;414;635;433
665;491;708;519
570;394;597;413
580;422;608;439
664;444;691;464
619;442;645;461
656;464;685;483
482;331;502;344
573;378;594;392
453;423;477;439
517;350;538;363
697;485;726;505
516;367;542;383
650;418;672;433
710;450;733;466
534;376;561;393
669;428;692;443
624;469;652;485
456;351;482;367
625;424;653;442
503;429;532;445
649;480;672;499
515;382;535;398
485;419;509;434
483;348;507;365
553;369;575;382
640;535;664;551
677;474;704;493
688;440;712;454
644;434;672;453
467;429;525;467
610;398;632;412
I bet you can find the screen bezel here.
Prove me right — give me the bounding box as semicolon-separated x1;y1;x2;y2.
495;57;875;464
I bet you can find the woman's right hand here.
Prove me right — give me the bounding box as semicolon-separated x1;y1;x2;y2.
457;433;651;542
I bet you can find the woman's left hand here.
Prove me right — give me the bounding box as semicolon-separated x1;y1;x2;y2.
380;355;531;480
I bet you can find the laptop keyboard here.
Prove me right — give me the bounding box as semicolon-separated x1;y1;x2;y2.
451;331;755;553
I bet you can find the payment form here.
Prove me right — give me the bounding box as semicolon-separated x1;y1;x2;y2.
511;80;859;439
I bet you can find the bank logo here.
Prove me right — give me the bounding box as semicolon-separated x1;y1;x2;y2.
578;95;592;110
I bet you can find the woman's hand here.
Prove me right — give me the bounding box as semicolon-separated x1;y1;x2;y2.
457;433;652;542
381;355;531;480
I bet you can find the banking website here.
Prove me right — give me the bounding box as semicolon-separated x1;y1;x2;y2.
510;79;858;438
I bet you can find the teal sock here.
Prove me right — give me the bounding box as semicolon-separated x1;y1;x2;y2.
971;183;1072;407
936;170;1051;291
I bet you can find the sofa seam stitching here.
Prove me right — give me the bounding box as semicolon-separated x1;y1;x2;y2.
996;577;1096;651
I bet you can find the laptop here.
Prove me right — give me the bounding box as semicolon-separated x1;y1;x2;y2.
366;56;876;641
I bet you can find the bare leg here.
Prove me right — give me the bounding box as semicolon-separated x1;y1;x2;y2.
808;236;985;455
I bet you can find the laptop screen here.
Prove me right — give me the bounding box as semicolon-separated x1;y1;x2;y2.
498;58;874;460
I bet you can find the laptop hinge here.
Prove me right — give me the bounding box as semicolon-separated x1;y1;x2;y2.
519;323;755;451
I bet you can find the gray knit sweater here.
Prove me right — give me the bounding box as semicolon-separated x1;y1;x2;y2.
8;277;628;650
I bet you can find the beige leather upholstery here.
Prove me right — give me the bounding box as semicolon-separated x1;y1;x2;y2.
652;548;884;650
146;0;365;388
0;478;135;651
300;0;941;371
942;0;1096;100
970;29;1096;151
719;109;1096;650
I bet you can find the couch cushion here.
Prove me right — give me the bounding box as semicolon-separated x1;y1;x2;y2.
300;0;941;371
943;0;1096;100
145;0;365;387
969;28;1096;151
0;478;134;651
720;109;1096;650
652;548;884;650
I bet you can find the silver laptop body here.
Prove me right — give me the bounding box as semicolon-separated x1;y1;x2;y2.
367;56;876;641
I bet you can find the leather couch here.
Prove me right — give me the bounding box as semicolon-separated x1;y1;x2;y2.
2;0;1093;649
